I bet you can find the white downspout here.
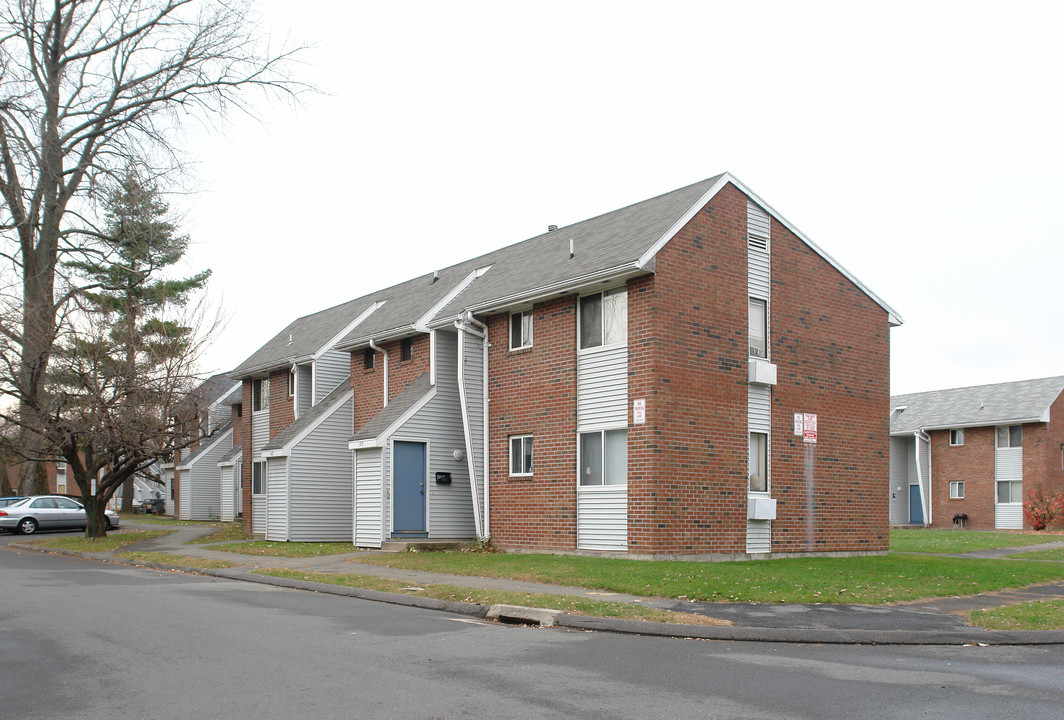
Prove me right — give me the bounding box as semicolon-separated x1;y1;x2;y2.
369;339;388;407
454;317;486;540
464;311;490;538
915;430;932;527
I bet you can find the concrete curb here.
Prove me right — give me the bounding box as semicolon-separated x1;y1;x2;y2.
9;541;1064;645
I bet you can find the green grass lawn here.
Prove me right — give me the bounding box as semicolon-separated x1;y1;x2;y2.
114;551;237;569
212;541;360;558
353;552;1064;605
25;529;173;552
1007;547;1064;561
256;569;730;625
968;599;1064;631
185;523;254;545
889;528;1061;554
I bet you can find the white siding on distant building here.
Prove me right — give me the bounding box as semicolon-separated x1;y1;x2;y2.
296;364;313;417
747;200;773;553
577;345;627;429
889;436;912;525
995;446;1023;529
252;496;266;534
220;461;241;522
746;519;771;553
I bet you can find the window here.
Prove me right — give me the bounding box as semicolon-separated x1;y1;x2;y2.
401;337;414;361
252;461;266;495
252;378;269;412
509;435;534;476
364;347;375;370
949;429;964;446
579;288;627;349
749;432;768;493
579;429;627;486
288;367;296;396
949;481;965;499
996;425;1023;448
749;298;767;358
56;462;66;493
54;497;80;509
510;310;533;350
997;479;1022;503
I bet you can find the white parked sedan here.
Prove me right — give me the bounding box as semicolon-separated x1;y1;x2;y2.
0;495;120;535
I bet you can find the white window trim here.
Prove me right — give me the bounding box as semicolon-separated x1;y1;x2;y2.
509;309;534;351
253;378;270;413
949;480;964;499
949;429;964;446
749;431;769;494
748;297;768;359
252;461;266;496
577;427;628;487
577;287;628;353
509;435;534;476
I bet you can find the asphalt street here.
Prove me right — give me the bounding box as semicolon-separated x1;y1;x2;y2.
2;539;1063;720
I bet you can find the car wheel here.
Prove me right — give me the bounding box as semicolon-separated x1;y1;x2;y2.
17;517;38;535
104;517;112;531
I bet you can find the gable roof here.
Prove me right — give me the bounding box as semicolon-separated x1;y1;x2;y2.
350;373;433;444
890;376;1064;435
178;424;233;469
430;173;902;326
231;295;379;378
262;381;352;455
218;443;242;466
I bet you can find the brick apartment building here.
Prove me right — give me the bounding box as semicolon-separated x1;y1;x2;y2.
890;376;1064;530
232;173;901;557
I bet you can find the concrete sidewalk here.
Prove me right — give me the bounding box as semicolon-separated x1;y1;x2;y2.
19;520;1064;646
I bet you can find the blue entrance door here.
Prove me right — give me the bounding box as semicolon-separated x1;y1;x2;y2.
908;485;924;524
394;441;427;535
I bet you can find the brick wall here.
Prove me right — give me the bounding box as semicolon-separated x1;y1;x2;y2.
269;368;295;439
487;297;579;551
1043;392;1064;501
350;335;431;433
927;426;996;529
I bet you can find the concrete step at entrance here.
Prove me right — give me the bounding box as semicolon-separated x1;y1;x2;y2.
379;539;475;553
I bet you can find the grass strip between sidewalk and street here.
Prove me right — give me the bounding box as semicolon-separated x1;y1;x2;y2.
352;552;1064;605
24;529;173;552
121;516;223;527
113;551;238;569
889;529;1062;554
211;540;362;558
968;599;1064;631
255;569;730;626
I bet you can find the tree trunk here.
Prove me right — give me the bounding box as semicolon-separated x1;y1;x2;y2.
82;495;109;539
121;477;135;514
18;456;49;496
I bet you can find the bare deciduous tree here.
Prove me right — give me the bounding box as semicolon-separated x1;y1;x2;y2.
0;0;303;494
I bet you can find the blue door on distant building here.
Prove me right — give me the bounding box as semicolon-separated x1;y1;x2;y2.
908;484;924;524
393;441;427;536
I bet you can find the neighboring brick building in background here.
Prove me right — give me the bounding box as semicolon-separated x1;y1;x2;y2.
890;376;1064;530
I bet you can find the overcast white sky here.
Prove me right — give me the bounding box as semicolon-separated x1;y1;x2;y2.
174;1;1064;396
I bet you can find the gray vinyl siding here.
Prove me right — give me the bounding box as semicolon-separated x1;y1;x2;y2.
577;345;628;429
252;496;266;534
457;330;486;532
889;436;912;525
265;457;288;541
296;364;313;417
220;461;241;522
178;428;232;520
915;434;931;526
746;519;771;553
251;408;269;456
314;349;350;404
748;385;771;434
178;467;190;520
576;486;628;551
354;448;383;547
393;331;476;539
288;394;355;542
163;467;174;516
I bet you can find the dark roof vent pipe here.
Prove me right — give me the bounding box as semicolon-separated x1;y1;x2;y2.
548;224;558;232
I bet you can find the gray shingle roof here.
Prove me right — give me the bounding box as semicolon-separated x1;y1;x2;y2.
262;381;352;453
221;386;242;406
890;376;1064;435
231;295;378;378
351;373;433;442
218;443;242;465
432;175;726;320
178;424;233;468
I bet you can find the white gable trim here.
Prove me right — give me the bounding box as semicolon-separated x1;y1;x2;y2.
177;426;234;470
415;266;491;333
347;387;437;450
637;172;903;327
261;389;354;458
314;302;385;361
